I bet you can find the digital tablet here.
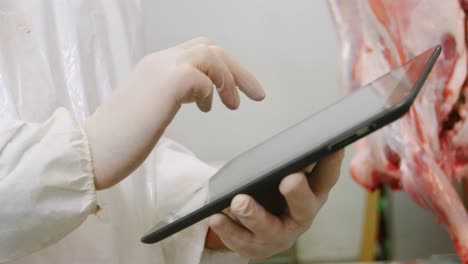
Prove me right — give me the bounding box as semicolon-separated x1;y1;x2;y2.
141;45;441;244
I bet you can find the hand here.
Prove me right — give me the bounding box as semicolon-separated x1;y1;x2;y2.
85;37;265;190
205;150;345;260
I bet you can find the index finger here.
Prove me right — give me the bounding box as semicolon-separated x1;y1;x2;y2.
211;46;266;101
178;37;215;49
308;149;345;199
279;172;317;226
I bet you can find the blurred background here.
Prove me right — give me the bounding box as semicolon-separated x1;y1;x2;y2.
143;1;456;263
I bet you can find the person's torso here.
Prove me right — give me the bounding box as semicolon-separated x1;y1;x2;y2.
0;1;172;263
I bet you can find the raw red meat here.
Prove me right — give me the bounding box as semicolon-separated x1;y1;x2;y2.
327;0;468;262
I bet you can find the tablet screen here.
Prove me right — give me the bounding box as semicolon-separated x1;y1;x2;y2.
206;46;436;201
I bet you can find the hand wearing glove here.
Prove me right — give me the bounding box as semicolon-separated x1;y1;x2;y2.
205;149;345;260
85;37;265;190
85;36;344;261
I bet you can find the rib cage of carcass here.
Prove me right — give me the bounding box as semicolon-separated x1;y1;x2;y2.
327;0;468;262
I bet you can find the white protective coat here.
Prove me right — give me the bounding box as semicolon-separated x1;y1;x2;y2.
0;1;246;263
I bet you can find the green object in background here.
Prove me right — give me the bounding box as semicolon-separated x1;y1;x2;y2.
377;196;388;212
376;185;391;261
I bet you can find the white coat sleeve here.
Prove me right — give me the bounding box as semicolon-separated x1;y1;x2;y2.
0;108;98;263
153;138;250;264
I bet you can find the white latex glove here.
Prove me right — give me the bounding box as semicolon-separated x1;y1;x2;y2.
85;37;265;190
206;150;345;260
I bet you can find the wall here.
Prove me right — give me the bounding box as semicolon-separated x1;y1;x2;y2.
142;0;365;261
390;192;456;260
